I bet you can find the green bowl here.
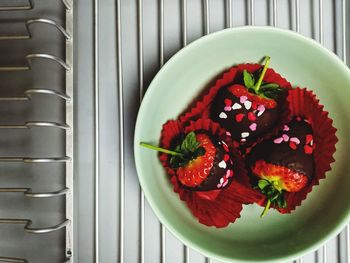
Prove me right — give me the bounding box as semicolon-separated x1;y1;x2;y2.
134;27;350;262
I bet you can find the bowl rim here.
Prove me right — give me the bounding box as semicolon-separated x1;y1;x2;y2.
134;26;350;262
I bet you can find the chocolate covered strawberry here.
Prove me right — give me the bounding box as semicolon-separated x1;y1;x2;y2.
141;131;235;191
246;117;315;217
210;56;288;143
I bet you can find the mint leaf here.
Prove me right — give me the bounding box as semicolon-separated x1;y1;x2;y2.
243;70;255;89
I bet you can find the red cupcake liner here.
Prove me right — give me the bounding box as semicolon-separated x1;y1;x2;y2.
276;88;338;213
179;63;292;150
159;118;263;227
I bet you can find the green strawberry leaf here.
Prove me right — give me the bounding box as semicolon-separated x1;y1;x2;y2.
258;179;270;190
260;83;280;89
243;70;255;89
169;132;206;168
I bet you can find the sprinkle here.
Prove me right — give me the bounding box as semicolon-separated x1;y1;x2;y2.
219;112;227;119
247;112;256;121
249;123;257;131
244;100;252;110
224;106;232;111
224;154;230;162
283;125;290;131
217;183;222;188
241;132;250;138
290;137;300;144
226;131;231;137
304;145;313;154
235;113;244;122
231;103;242;110
257;105;265;116
282;134;289;142
241;138;247;142
224;99;232;106
306;134;313;144
218;160;227;169
220;178;224;184
273;137;283;144
289;142;297;150
222;180;229;187
240;96;248;103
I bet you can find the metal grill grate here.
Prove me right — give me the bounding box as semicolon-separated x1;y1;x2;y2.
0;0;74;262
92;0;349;262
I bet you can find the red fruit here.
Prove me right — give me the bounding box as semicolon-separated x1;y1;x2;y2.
252;160;308;192
210;57;288;143
177;133;216;187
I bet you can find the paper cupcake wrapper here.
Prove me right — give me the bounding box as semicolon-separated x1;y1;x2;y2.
179;63;292;150
159;118;262;227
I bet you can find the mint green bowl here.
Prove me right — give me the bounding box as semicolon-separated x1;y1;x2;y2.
134;27;350;262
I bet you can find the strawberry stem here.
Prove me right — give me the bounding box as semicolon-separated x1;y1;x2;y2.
254;56;271;92
260;199;271;218
140;142;183;157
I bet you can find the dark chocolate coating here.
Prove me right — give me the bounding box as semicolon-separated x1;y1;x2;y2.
210;86;287;143
170;130;235;191
246;118;315;180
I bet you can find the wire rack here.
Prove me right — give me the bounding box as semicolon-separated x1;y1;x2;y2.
90;0;350;262
0;0;73;262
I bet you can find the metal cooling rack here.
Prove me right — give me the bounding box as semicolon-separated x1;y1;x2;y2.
90;0;350;262
0;0;73;262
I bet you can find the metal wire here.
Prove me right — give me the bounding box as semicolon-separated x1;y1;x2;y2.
0;219;70;234
116;0;125;262
271;0;277;26
226;0;233;28
319;0;323;44
182;0;188;46
248;0;254;26
93;0;100;261
204;0;210;34
137;0;145;262
295;0;300;32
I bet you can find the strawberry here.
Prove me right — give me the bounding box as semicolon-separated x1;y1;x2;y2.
140;131;235;191
246;117;315;217
210;56;288;143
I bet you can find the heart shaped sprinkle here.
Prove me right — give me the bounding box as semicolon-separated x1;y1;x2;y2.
249;123;257;131
231;103;242;110
219;112;227;119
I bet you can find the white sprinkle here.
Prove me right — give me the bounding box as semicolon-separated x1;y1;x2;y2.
218;160;227;169
244;100;252;110
231;103;242;110
219;112;227;119
220;178;224;184
241;132;250;138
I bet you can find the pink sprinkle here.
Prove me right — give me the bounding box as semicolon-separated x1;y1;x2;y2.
222;180;229;187
283;125;290;131
217;183;222;188
240;96;248;103
226;131;231;136
282;134;289;141
257;104;265;112
225;170;231;178
273;137;284;144
224;106;232;111
290;137;300;144
220;178;224;184
257;105;265;116
249;123;257;131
